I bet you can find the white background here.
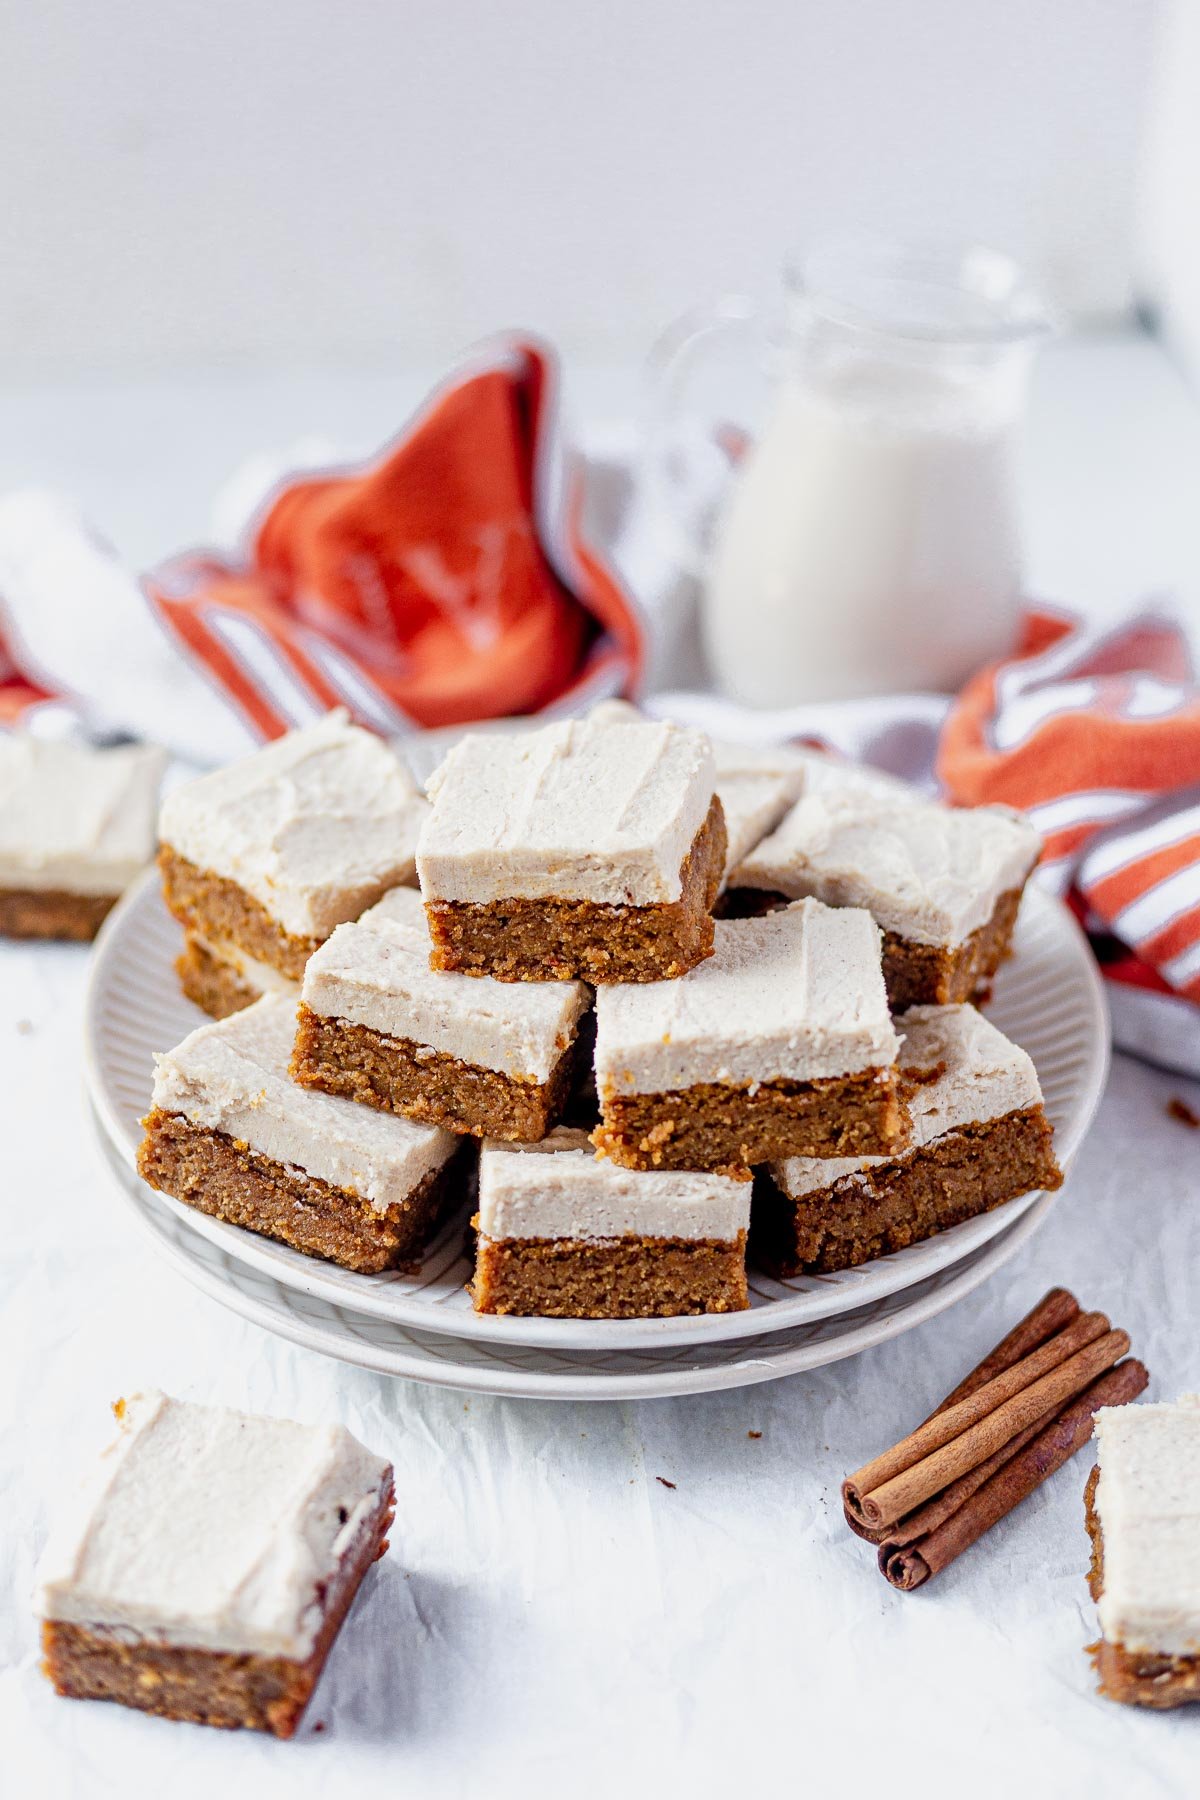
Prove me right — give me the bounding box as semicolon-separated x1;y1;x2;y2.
0;0;1161;373
1140;1;1200;381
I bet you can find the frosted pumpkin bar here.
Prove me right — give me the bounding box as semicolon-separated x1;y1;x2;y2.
158;709;429;1015
0;734;164;941
472;1127;750;1318
755;1003;1062;1275
587;699;803;877
175;934;302;1021
1085;1395;1200;1710
416;715;725;983
592;898;908;1174
138;994;463;1272
726;789;1041;1010
710;740;807;874
37;1391;394;1737
293;886;590;1141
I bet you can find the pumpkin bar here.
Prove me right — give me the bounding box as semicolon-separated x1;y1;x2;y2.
754;1003;1062;1276
158;708;429;1008
416;715;725;983
587;700;803;878
176;932;299;1020
1085;1396;1200;1709
37;1390;394;1736
0;735;164;941
711;741;806;876
472;1127;750;1317
293;886;589;1141
726;788;1041;1009
592;898;907;1174
138;994;463;1272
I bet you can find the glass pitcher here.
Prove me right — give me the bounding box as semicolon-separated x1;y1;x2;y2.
647;236;1050;707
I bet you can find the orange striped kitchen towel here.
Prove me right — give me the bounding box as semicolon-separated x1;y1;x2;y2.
658;599;1200;1070
0;337;643;753
146;337;643;739
939;603;1200;1057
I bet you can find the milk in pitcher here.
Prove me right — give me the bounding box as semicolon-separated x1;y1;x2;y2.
704;354;1022;705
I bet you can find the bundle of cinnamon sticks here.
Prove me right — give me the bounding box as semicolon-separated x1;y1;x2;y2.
843;1288;1148;1591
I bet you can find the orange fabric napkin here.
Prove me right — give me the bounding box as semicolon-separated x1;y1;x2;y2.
939;604;1200;1012
144;338;643;738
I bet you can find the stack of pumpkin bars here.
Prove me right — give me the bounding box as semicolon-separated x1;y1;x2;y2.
139;703;1062;1318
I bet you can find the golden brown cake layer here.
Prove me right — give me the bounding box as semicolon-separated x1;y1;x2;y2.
137;1110;464;1273
158;846;321;981
719;884;1024;1012
41;1477;394;1736
592;1066;908;1175
292;1003;579;1142
1084;1465;1200;1709
882;886;1024;1011
0;887;117;942
472;1229;749;1318
176;936;260;1020
752;1105;1062;1276
424;797;727;984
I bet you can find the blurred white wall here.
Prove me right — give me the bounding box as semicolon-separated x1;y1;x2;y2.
0;0;1160;375
1139;0;1200;387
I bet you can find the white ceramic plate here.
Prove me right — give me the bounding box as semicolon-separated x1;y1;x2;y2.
91;1109;1060;1400
84;871;1108;1355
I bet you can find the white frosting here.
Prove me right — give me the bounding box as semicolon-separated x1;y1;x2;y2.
301;886;589;1083
1094;1396;1200;1657
593;898;898;1095
771;1003;1045;1199
159;710;429;939
788;749;923;801
586;700;912;870
713;747;806;874
719;770;803;874
151;993;456;1210
0;735;164;896
728;789;1040;946
190;932;299;998
478;1127;749;1242
34;1390;391;1658
584;699;644;727
416;716;716;906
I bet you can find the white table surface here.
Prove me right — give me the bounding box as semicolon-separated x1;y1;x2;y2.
3;336;1200;1797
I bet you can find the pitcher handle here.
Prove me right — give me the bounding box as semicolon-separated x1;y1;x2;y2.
644;296;766;580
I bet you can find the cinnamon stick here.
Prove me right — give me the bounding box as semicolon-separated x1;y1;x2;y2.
850;1401;1064;1548
859;1328;1129;1529
935;1287;1080;1412
843;1309;1112;1528
879;1359;1149;1590
843;1288;1081;1544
